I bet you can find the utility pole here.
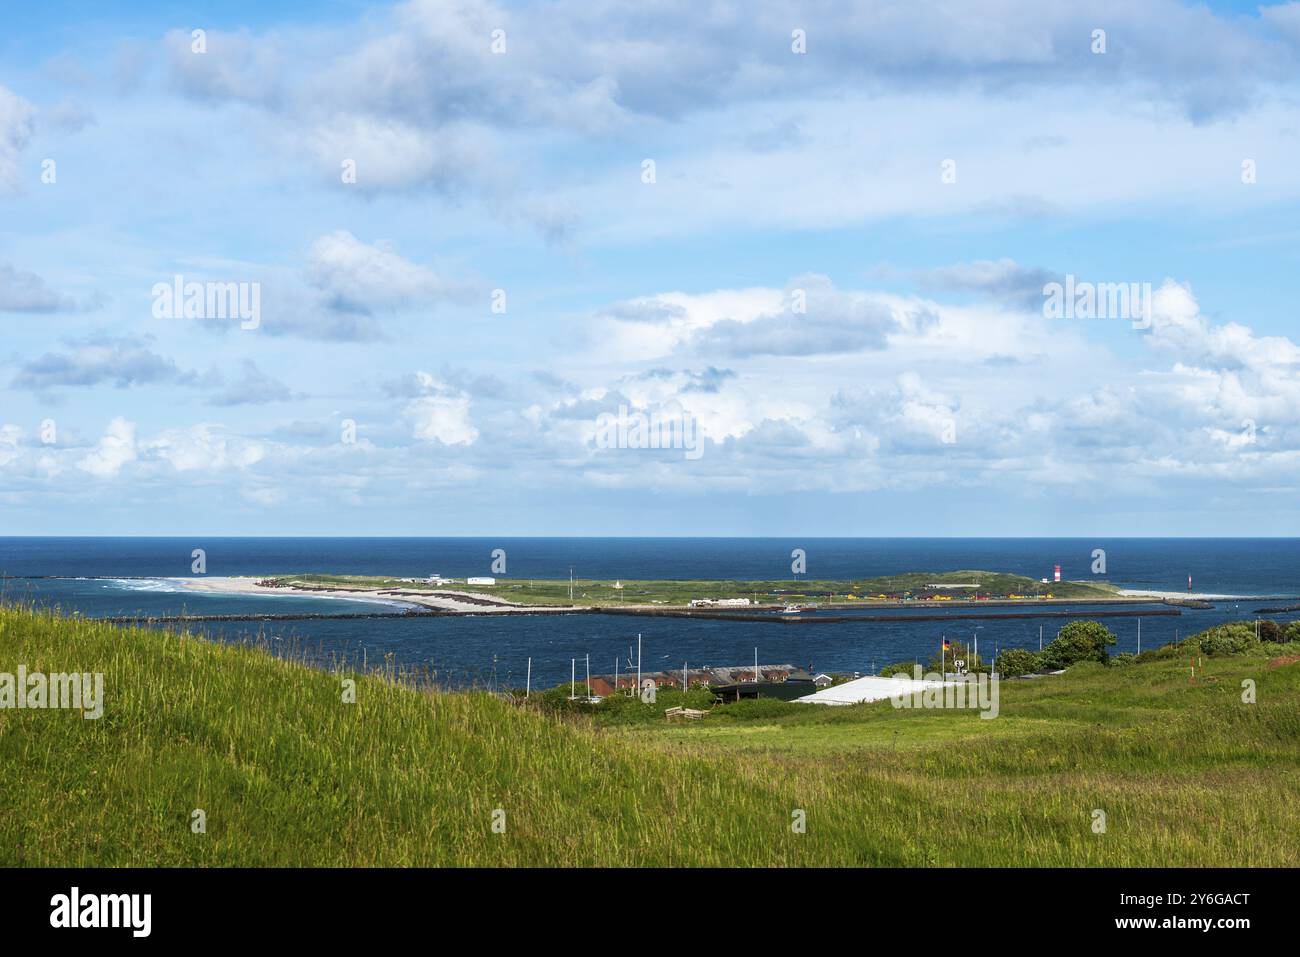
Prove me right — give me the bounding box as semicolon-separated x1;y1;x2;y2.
526;657;531;698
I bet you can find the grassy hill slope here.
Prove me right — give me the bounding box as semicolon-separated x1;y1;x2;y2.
2;606;1297;866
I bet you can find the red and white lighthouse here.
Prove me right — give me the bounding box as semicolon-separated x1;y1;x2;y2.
1053;564;1061;583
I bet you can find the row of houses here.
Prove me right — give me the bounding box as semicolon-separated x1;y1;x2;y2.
402;574;498;586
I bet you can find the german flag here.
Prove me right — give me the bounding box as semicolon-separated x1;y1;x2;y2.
942;639;951;651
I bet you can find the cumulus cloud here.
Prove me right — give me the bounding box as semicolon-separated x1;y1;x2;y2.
595;276;932;360
306;230;470;313
916;258;1060;309
78;417;137;478
11;335;205;393
0;85;35;194
0;261;79;313
406;395;479;445
145;424;266;472
391;372;479;445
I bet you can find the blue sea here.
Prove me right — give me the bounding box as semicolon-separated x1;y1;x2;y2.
2;537;1297;689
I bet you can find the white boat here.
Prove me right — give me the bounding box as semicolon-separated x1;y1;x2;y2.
781;604;803;615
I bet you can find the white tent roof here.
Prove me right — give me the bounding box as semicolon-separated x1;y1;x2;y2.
795;674;957;706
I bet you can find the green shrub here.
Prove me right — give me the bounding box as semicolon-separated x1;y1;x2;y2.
1111;652;1137;667
1196;623;1257;657
1136;642;1186;663
1039;620;1117;669
995;648;1042;676
1285;621;1300;643
879;661;919;678
1259;619;1283;643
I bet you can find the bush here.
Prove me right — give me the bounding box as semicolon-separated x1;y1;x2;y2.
995;648;1042;676
1195;623;1257;657
1039;620;1117;669
1259;619;1283;643
1111;652;1137;667
879;661;918;678
1136;642;1186;663
1285;621;1300;644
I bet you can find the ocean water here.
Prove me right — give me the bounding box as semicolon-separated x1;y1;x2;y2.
2;537;1297;689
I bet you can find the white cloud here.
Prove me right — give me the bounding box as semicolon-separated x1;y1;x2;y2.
0;85;35;195
0;260;78;313
397;374;480;445
145;425;266;472
78;418;137;478
165;28;283;105
306;230;467;312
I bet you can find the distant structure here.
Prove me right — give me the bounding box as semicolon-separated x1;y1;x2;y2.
466;576;496;586
1054;564;1061;583
688;597;751;608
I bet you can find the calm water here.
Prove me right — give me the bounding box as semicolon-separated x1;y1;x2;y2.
2;537;1297;689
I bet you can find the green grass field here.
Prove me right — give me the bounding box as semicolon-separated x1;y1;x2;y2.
2;605;1297;866
279;569;1120;605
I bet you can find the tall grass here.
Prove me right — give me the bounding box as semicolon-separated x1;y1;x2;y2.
2;606;1297;866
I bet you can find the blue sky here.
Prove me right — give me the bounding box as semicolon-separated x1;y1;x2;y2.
3;0;1300;536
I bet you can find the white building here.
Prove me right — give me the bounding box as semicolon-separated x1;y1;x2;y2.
796;673;958;706
467;576;496;586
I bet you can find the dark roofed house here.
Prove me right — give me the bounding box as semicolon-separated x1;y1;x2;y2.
709;668;815;704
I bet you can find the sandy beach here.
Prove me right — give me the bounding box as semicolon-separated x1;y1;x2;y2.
161;577;570;614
